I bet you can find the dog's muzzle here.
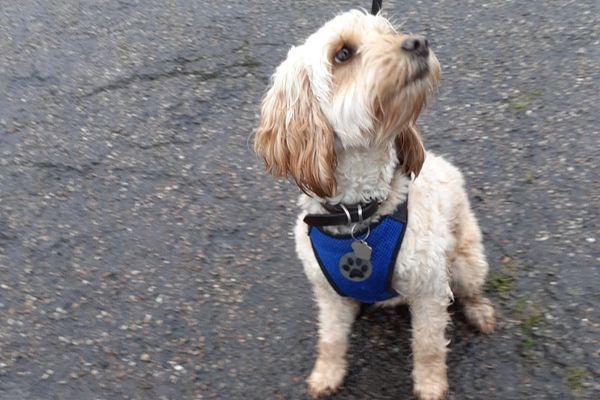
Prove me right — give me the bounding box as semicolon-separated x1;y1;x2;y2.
401;35;431;82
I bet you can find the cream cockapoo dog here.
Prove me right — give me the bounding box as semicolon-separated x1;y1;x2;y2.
254;10;496;400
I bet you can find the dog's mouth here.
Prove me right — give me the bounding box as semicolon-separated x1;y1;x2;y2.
407;60;430;84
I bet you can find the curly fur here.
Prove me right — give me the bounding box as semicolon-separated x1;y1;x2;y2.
254;10;496;400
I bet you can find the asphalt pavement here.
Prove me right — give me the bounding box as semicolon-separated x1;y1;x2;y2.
0;1;598;399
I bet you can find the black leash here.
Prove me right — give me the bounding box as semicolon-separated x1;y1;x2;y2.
371;0;382;14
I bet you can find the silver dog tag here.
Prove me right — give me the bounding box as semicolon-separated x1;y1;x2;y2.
351;240;372;261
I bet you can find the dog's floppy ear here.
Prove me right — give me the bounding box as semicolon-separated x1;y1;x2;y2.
395;124;426;177
254;48;337;198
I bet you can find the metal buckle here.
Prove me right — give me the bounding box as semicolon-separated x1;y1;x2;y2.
339;204;352;225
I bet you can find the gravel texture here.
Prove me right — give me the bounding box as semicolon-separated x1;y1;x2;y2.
0;1;598;399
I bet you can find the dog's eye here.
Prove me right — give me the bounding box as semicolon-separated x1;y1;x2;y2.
334;46;353;64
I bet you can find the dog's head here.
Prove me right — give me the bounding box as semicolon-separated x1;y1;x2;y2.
254;10;440;198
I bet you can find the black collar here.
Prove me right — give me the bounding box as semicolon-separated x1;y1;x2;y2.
303;200;380;227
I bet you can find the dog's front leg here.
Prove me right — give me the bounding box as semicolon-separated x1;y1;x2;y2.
410;296;450;400
307;287;359;398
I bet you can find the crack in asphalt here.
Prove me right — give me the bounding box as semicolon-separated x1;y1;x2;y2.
82;52;261;98
82;65;258;98
31;161;95;174
83;70;220;98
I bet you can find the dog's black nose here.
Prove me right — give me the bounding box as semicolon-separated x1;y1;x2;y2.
401;36;429;58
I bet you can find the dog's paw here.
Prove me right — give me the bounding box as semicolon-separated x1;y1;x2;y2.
413;380;448;400
306;364;345;398
412;359;448;400
462;296;496;334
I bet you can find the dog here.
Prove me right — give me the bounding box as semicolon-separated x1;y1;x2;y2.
254;10;496;400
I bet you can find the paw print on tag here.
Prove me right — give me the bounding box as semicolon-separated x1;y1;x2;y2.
339;252;372;282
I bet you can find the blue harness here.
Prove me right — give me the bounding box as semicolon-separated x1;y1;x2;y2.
308;201;408;304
